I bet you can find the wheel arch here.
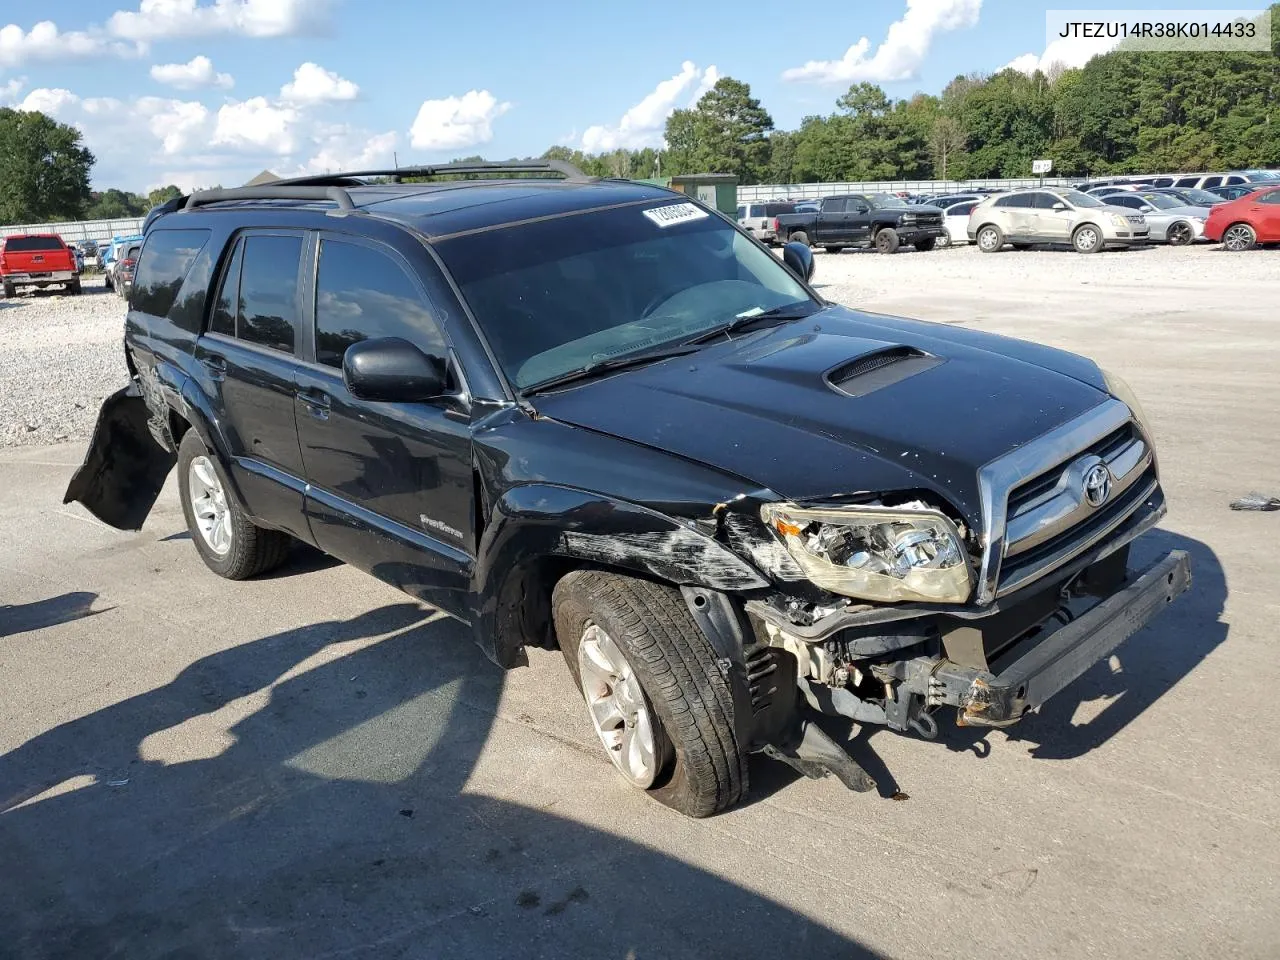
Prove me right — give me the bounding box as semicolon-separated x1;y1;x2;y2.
470;483;768;669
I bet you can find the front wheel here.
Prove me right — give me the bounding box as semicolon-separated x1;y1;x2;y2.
1166;221;1194;246
874;227;900;254
177;430;293;580
823;245;843;254
1072;224;1103;254
976;224;1004;252
1221;223;1257;252
553;570;747;818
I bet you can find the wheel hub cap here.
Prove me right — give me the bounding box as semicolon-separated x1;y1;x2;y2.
578;624;657;787
188;455;232;556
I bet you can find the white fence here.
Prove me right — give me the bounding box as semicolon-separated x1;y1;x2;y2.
0;217;145;245
737;178;1076;202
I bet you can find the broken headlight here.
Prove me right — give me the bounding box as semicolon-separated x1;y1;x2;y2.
760;502;973;603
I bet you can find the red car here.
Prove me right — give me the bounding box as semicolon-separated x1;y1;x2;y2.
0;234;82;297
1204;185;1280;251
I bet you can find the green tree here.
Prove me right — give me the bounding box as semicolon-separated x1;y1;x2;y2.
86;189;148;219
147;184;183;208
663;77;773;182
0;108;94;224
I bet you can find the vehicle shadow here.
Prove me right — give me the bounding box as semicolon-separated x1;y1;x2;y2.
0;591;110;639
0;601;881;959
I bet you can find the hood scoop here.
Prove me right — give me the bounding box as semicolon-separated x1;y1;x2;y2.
825;346;944;398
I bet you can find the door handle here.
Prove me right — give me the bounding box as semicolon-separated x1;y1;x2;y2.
298;389;331;420
200;355;227;381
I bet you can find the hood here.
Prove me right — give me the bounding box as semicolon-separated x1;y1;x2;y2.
531;306;1109;528
1158;205;1211;219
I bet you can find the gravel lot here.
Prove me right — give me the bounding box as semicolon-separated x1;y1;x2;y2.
3;240;1278;959
1;276;127;447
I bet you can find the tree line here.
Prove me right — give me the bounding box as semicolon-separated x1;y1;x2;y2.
2;4;1276;225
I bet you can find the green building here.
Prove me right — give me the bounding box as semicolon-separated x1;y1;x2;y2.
637;173;738;215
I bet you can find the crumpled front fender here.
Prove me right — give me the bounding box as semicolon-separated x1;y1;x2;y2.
62;383;176;530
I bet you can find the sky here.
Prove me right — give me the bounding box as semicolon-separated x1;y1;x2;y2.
0;0;1233;192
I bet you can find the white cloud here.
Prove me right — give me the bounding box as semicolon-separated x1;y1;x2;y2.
581;61;718;153
409;90;511;151
1;76;27;104
19;87;83;115
150;55;234;90
280;62;358;103
782;0;982;83
293;125;397;175
212;96;300;154
108;0;330;41
0;20;137;68
999;33;1122;75
138;97;213;154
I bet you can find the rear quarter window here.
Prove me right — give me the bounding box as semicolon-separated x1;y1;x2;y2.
764;203;796;216
131;229;212;326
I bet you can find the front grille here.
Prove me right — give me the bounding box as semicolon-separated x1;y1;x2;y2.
1006;424;1134;519
1126;215;1145;225
999;466;1157;594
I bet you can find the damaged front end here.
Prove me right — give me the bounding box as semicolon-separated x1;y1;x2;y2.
62;382;176;530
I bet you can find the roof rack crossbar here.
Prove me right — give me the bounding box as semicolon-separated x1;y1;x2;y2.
272;158;593;186
184;185;356;211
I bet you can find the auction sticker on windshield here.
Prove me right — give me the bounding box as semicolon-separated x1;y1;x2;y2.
643;202;710;228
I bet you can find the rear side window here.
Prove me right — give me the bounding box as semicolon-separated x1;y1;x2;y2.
1258;190;1280;205
4;236;65;252
764;203;795;216
1109;196;1141;209
131;229;211;321
994;195;1031;208
1200;176;1222;188
238;235;302;353
314;240;443;368
1027;193;1059;209
735;206;745;220
821;198;846;213
748;205;765;217
1224;175;1245;185
1175;176;1199;187
951;202;976;216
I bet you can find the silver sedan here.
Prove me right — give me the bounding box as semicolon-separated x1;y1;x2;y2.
1105;193;1210;245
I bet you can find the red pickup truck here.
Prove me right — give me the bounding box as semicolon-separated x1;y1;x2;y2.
1;234;82;298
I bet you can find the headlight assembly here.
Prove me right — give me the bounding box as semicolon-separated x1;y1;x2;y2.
1109;213;1130;228
1100;366;1154;441
760;503;973;603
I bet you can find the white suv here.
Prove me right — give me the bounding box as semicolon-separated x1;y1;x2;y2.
968;188;1150;253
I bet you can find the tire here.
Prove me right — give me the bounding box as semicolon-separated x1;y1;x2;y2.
874;227;900;254
1072;223;1103;254
788;230;810;246
976;224;1004;252
177;430;292;580
1166;221;1193;246
553;569;747;818
1221;223;1257;252
68;280;82;296
823;246;843;254
2;282;15;299
913;236;937;252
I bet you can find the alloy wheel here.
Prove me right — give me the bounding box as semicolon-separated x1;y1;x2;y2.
1075;227;1100;252
1223;224;1255;252
978;228;999;251
188;455;233;556
578;623;658;788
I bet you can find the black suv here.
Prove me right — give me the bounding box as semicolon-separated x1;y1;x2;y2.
67;161;1189;817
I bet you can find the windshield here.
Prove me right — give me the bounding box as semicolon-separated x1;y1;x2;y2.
1179;188;1221;204
1062;190;1106;208
869;193;910;209
1139;193;1180;209
437;201;816;390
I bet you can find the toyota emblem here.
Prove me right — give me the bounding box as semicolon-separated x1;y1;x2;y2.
1083;463;1113;507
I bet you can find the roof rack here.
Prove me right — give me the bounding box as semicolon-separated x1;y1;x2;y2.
273;158;594;186
183;185;357;211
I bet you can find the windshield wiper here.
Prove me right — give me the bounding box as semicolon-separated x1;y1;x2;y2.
684;301;821;344
521;342;702;396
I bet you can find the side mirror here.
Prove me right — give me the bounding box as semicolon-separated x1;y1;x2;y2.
783;241;815;282
343;337;446;402
1052;202;1067;211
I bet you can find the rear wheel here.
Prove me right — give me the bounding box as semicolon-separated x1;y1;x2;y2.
177;431;292;580
976;225;1004;252
1222;223;1257;252
1072;223;1103;254
788;230;810;246
913;237;937;252
1166;221;1193;246
874;227;900;254
823;245;843;254
68;280;82;296
553;570;747;818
